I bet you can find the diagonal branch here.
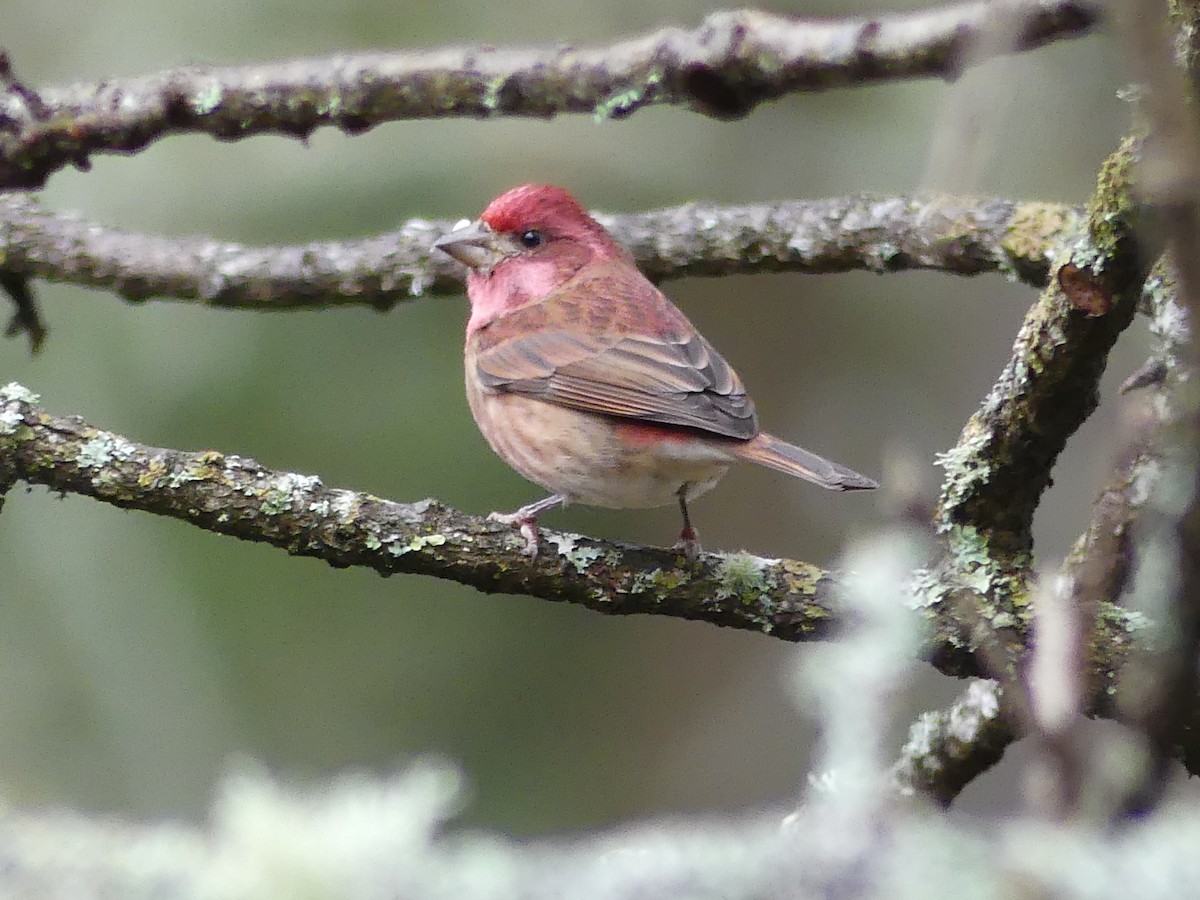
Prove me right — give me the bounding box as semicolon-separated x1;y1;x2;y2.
890;679;1016;805
0;2;1103;189
0;381;843;641
0;192;1076;317
926;138;1145;684
0;380;1155;717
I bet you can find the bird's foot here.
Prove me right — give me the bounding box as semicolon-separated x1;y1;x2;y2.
672;525;703;563
488;494;565;558
488;510;541;557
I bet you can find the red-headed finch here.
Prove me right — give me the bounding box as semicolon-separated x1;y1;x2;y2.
433;185;877;557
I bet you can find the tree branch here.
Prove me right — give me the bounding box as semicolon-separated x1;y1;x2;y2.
0;379;1156;718
0;381;844;641
0;192;1074;322
890;679;1016;805
0;2;1103;189
926;138;1144;686
1107;0;1200;815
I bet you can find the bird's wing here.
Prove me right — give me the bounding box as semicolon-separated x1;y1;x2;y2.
470;259;759;440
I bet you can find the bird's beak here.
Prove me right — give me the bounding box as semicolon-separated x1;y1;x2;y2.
432;219;507;272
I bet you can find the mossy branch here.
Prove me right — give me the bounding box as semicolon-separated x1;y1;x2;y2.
928;138;1144;680
0;3;1101;189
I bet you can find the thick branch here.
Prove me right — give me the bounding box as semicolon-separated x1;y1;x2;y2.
0;2;1102;189
0;382;841;641
926;139;1144;682
0;381;1153;711
0;193;1074;315
936;141;1142;556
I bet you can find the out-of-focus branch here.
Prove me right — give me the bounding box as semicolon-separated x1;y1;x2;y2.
890;680;1015;806
0;3;1103;189
0;192;1074;324
1109;0;1200;816
0;269;44;351
1062;389;1160;720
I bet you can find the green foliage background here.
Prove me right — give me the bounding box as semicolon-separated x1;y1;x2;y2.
0;0;1141;831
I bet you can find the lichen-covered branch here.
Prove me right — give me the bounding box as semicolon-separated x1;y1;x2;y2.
0;192;1074;318
0;382;842;641
0;2;1102;189
890;680;1015;805
927;138;1145;674
0;380;1157;722
936;140;1142;553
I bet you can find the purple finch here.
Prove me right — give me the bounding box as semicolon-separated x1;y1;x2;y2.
434;185;876;556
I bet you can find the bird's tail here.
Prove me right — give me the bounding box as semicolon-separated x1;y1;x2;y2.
734;432;878;491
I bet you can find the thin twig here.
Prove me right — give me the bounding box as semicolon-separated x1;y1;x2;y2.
0;2;1103;189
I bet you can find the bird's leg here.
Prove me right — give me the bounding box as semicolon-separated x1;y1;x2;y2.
673;488;702;562
488;494;566;557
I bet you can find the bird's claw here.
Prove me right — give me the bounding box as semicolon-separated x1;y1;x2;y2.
488;511;541;557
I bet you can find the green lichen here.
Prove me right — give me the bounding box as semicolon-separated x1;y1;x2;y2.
191;82;223;116
592;70;662;121
779;559;826;598
387;533;447;557
943;524;1033;629
481;76;508;112
1085;136;1139;263
629;567;691;597
259;473;323;515
259;487;293;515
0;382;39;406
933;430;991;519
0;405;23;436
1002;203;1081;269
329;491;361;523
168;466;207;488
908;566;948;610
545;533;603;572
714;552;775;606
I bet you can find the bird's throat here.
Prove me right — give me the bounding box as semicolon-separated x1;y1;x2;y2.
465;258;567;333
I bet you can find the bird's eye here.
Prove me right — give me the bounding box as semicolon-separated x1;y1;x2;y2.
519;229;544;249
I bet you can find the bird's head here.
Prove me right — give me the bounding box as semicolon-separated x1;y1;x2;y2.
434;185;629;330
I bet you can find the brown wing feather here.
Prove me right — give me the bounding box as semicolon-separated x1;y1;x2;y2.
471;259;758;440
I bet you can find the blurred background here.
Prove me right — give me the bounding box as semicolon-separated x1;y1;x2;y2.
0;1;1143;832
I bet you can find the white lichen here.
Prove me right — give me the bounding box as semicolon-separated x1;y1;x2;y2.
77;433;136;469
545;533;603;571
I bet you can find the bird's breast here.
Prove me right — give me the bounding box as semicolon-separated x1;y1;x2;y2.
464;370;735;509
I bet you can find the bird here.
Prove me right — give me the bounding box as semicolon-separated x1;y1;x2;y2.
433;184;877;558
